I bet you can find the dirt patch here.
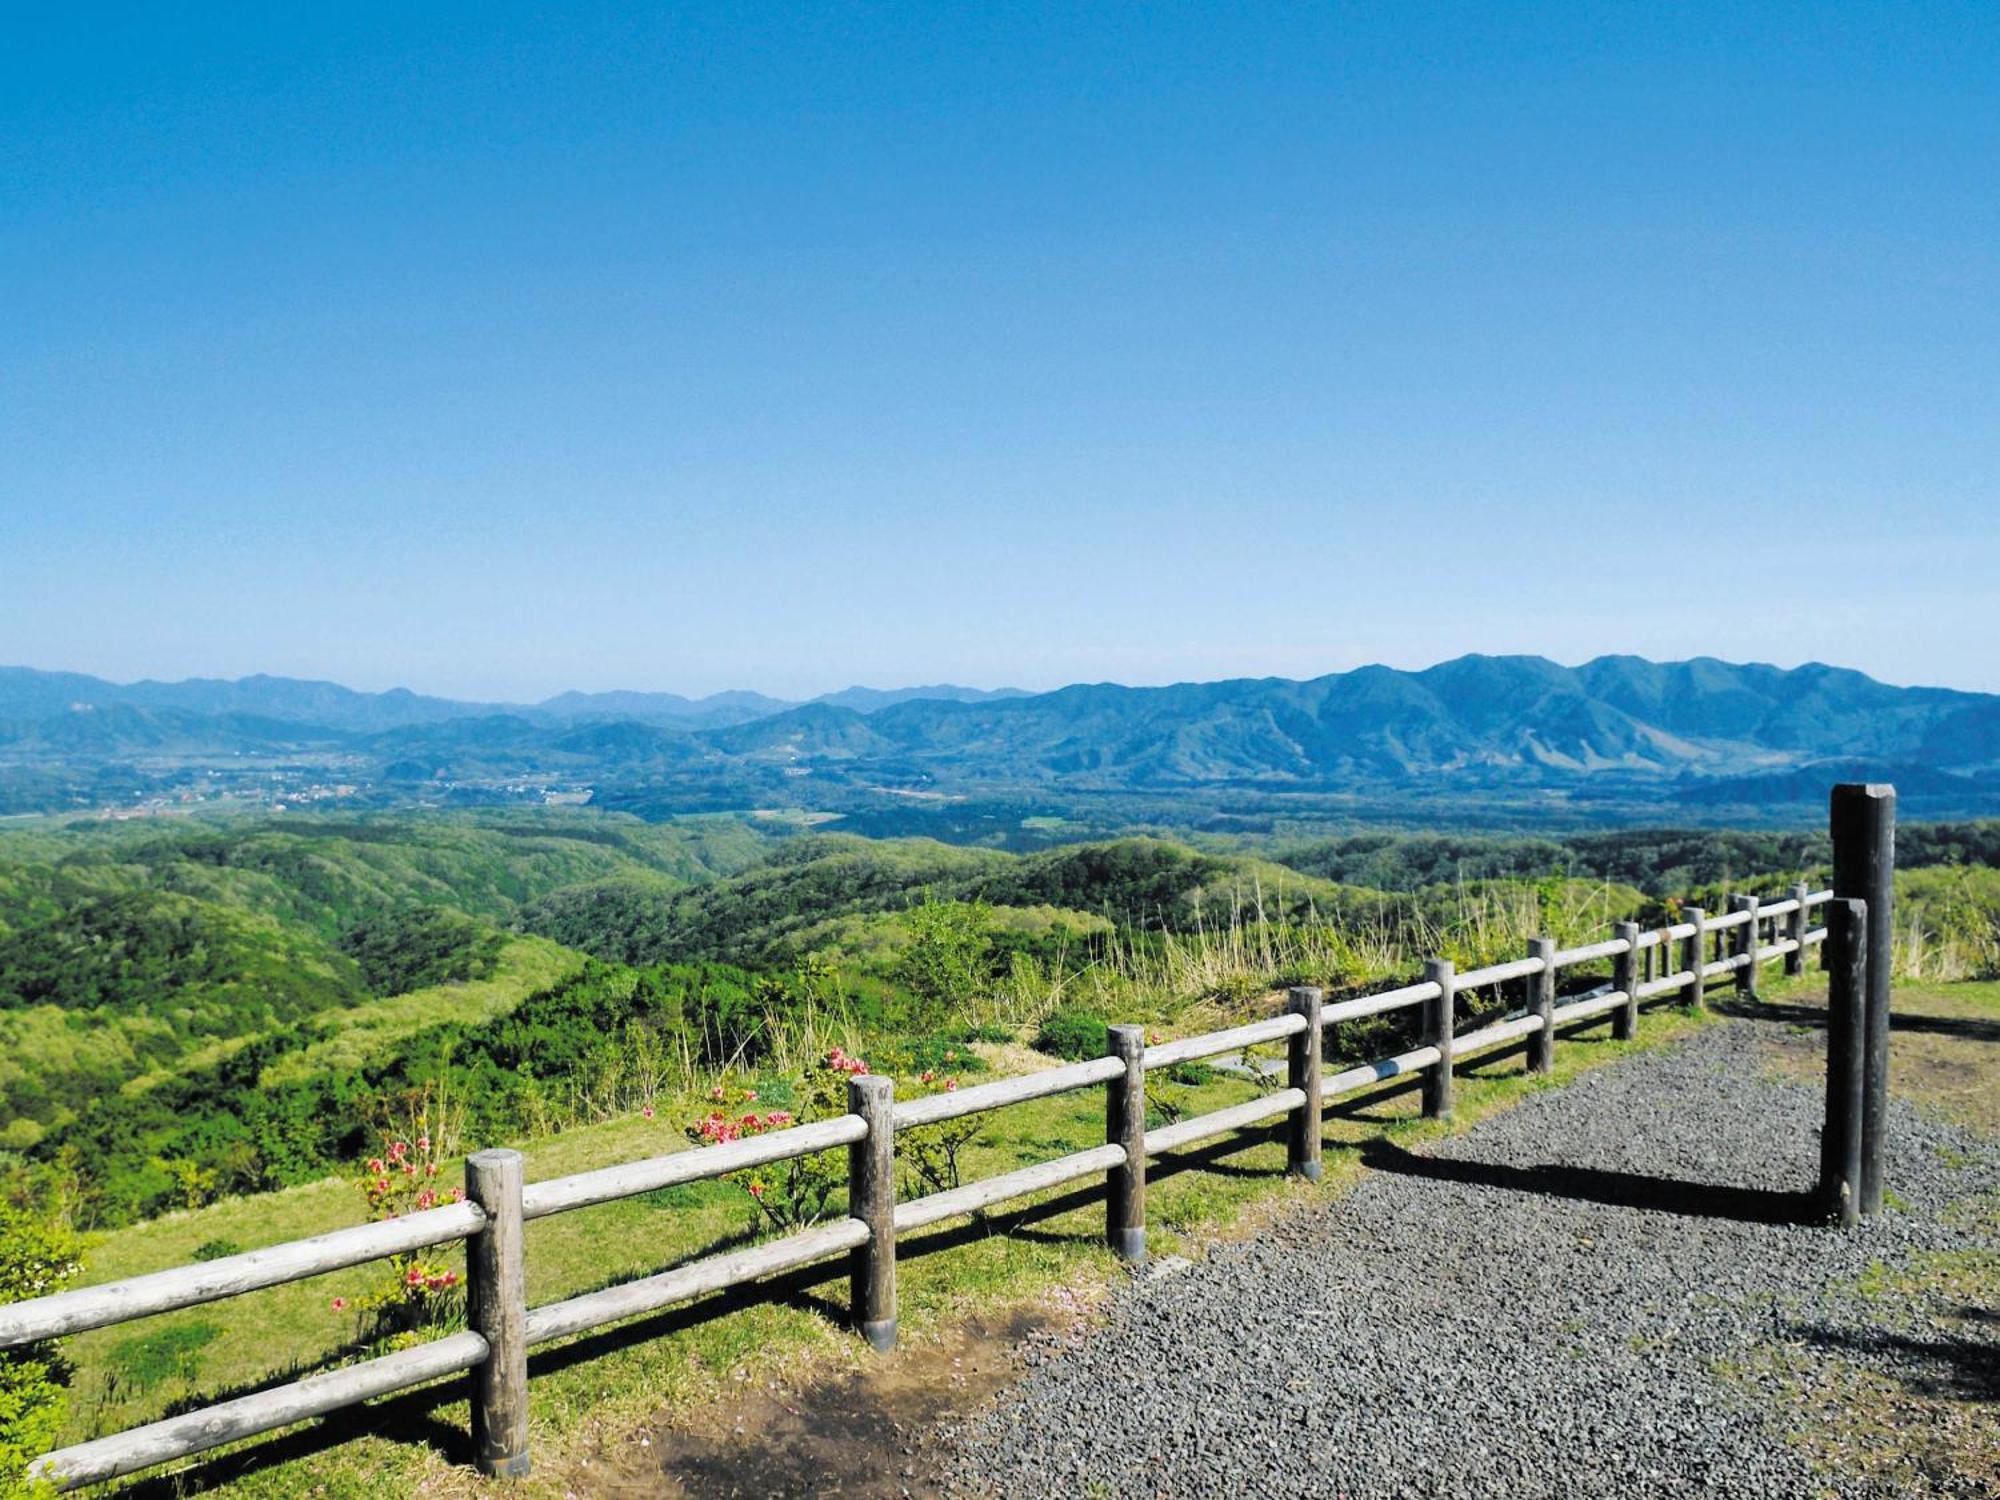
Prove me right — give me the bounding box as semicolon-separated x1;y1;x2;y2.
571;1300;1085;1497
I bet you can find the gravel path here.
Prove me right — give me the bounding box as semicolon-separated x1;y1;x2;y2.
932;1022;2000;1499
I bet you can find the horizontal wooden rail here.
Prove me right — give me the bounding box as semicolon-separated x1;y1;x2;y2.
1456;954;1546;988
36;1332;490;1489
522;1220;869;1348
892;1056;1124;1128
895;1145;1128;1231
1323;980;1438;1024
522;1116;867;1220
1143;1013;1306;1069
0;1201;487;1347
16;869;1843;1491
1144;1088;1307;1155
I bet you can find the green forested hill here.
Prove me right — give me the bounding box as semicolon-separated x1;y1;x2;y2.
1;808;1993;1229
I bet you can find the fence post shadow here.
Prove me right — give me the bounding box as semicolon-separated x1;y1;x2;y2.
1355;1137;1820;1225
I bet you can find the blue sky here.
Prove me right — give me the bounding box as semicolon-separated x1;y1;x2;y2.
3;3;1995;701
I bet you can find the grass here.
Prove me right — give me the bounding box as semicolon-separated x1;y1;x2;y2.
1725;976;2000;1497
67;975;1731;1496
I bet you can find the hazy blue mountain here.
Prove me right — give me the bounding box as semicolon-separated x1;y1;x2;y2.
4;657;1996;820
533;689;791;729
810;684;1029;713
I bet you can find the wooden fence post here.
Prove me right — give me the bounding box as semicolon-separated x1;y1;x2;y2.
1831;782;1895;1219
1821;897;1867;1227
1612;922;1639;1041
847;1074;897;1351
1106;1024;1147;1265
1422;959;1455;1119
1527;938;1555;1074
1730;893;1759;996
1785;881;1810;976
1681;906;1707;1010
1286;987;1323;1181
465;1149;530;1479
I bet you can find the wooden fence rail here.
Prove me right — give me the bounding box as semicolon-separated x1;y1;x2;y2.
5;856;1875;1490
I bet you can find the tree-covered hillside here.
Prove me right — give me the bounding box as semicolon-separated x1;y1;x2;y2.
2;808;1995;1229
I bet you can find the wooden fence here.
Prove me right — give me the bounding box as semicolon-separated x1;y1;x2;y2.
3;867;1867;1490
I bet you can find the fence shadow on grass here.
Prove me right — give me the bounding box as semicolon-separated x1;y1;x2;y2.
1717;996;2000;1045
1356;1137;1819;1226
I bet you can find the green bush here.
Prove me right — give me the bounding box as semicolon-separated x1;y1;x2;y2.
0;1203;81;1496
190;1238;242;1262
1034;1009;1108;1061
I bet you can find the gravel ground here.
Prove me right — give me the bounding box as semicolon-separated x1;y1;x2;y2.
932;1022;2000;1499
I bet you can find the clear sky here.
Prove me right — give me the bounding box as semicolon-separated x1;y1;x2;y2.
3;3;1996;702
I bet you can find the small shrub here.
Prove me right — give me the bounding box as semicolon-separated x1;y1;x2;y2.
1034;1009;1108;1061
1163;1060;1214;1087
898;1068;981;1199
191;1238;242;1263
0;1202;81;1495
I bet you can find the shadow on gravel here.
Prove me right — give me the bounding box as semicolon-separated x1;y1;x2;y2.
1717;997;2000;1044
1358;1139;1819;1224
1782;1320;2000;1403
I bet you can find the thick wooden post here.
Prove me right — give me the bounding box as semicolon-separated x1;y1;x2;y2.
1612;922;1639;1041
1785;881;1810;976
1831;783;1895;1218
1105;1024;1147;1265
1421;959;1455;1119
847;1074;897;1350
465;1149;530;1478
1285;986;1323;1181
1821;898;1867;1228
1526;938;1555;1073
1681;906;1707;1010
1730;893;1760;995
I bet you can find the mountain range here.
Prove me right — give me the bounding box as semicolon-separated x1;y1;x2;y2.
2;657;1995;823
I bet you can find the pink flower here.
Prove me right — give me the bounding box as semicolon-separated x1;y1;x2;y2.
944;1078;958;1091
416;1135;430;1153
448;1187;465;1202
367;1158;385;1174
710;1086;726;1102
748;1182;765;1197
330;1296;347;1312
921;1070;935;1083
641;1105;655;1120
743;1090;757;1101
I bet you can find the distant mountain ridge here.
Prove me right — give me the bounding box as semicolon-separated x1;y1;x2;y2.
0;668;1024;733
2;657;1995;818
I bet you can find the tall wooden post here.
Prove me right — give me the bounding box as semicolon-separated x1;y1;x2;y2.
1785;881;1810;976
847;1074;897;1351
1821;898;1867;1228
1106;1024;1147;1265
1831;783;1895;1218
465;1149;530;1478
1526;938;1555;1074
1421;959;1455;1119
1730;893;1760;996
1612;922;1640;1041
1681;907;1707;1010
1285;987;1323;1181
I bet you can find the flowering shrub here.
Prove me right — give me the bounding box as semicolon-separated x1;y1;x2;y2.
684;1048;862;1232
0;1202;81;1497
336;1130;466;1341
898;1067;981;1198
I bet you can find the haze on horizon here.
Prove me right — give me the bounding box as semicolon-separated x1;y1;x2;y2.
4;6;1996;702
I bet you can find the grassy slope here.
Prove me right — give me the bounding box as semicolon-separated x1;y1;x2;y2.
69;978;1736;1496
